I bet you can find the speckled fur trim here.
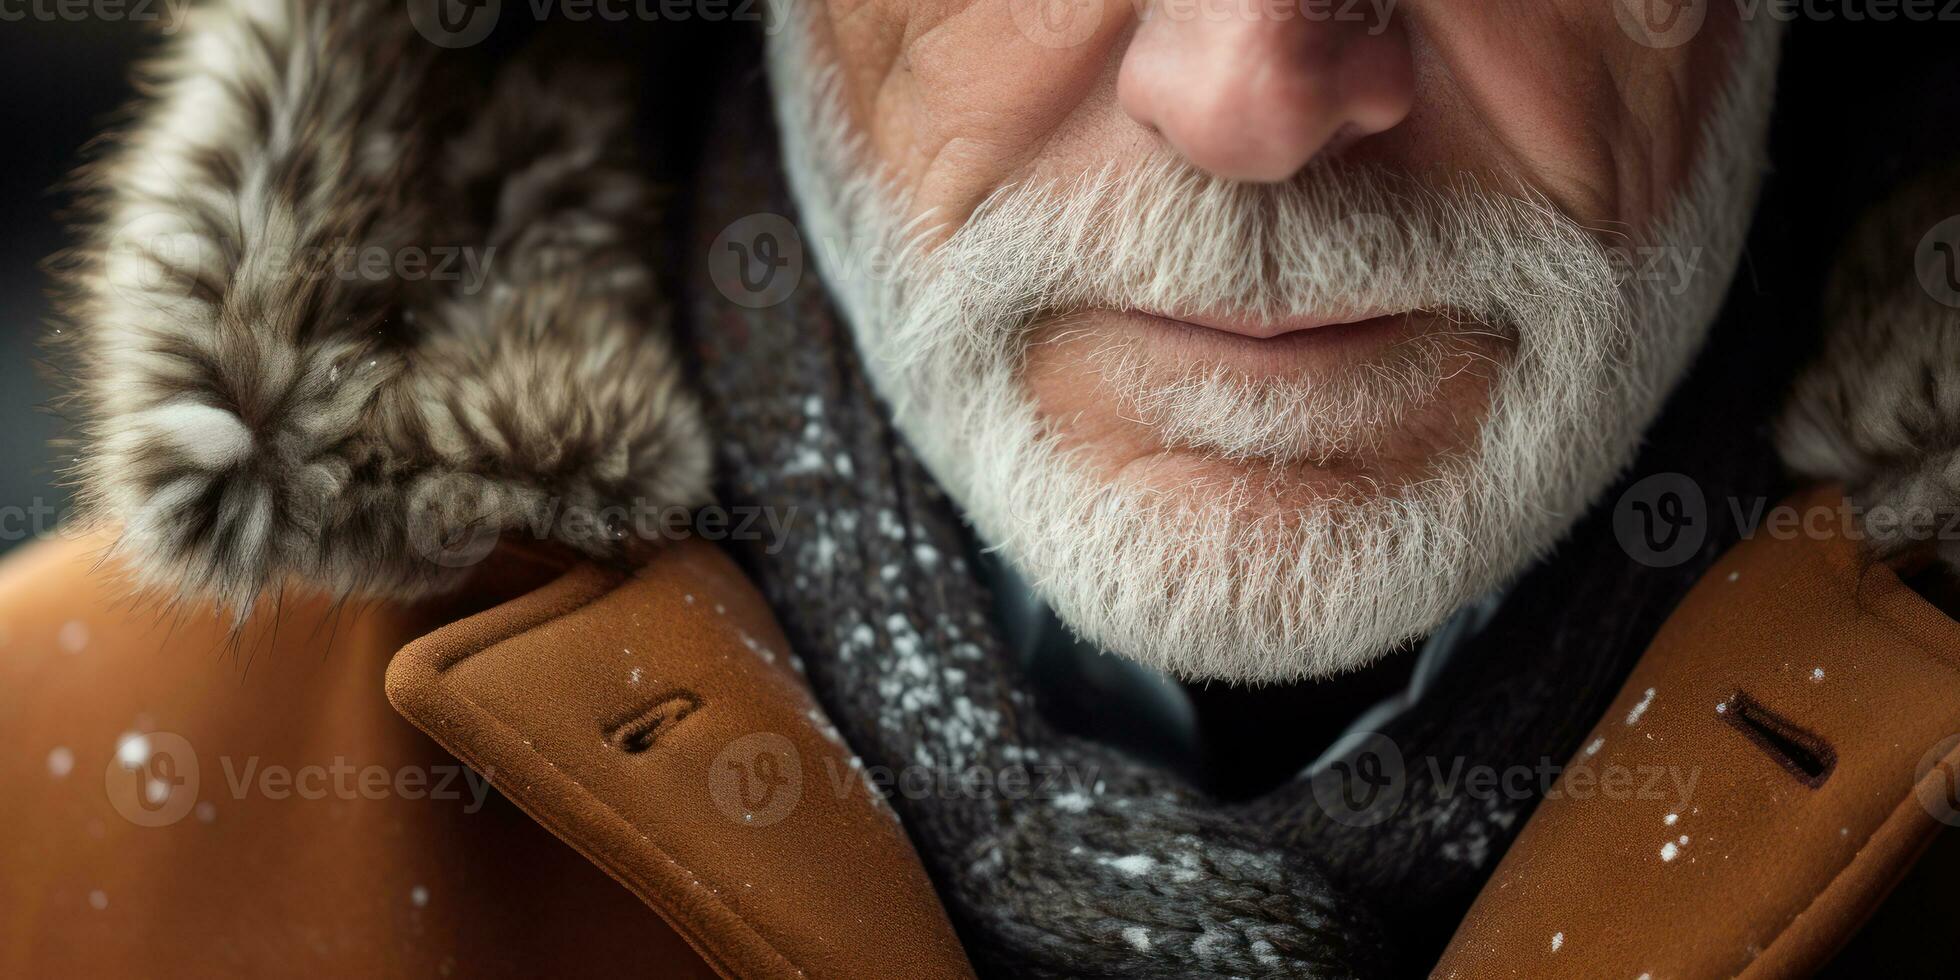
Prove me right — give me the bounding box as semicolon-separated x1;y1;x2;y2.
1778;163;1960;566
48;0;711;615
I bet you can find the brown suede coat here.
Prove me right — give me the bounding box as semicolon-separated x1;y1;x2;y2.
5;485;1960;977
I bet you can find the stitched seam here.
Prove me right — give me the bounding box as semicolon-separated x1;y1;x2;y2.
1851;556;1960;678
1742;745;1960;978
430;569;615;675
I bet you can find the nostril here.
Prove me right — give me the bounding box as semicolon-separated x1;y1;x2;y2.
1719;691;1836;788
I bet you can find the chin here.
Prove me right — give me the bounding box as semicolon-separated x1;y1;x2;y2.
931;367;1514;683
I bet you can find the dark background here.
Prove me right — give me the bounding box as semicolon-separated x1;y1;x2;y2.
0;18;151;553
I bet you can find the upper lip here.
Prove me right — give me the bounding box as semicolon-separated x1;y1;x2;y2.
1130;308;1401;340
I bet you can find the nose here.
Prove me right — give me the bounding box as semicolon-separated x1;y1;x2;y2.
1117;3;1415;183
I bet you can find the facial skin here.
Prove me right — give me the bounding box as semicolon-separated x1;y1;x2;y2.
794;0;1742;498
815;0;1733;227
765;1;1779;680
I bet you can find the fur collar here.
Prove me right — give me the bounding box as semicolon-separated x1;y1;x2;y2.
51;0;710;615
47;0;1958;615
1777;162;1960;568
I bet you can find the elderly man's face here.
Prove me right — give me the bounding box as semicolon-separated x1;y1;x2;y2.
767;1;1780;680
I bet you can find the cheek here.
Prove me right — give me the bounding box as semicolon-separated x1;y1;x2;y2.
1383;6;1629;225
826;0;1137;226
1385;0;1737;232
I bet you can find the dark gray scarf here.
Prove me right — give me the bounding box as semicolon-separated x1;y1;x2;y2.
675;56;1802;980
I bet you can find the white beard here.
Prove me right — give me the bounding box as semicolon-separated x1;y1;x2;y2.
763;12;1784;682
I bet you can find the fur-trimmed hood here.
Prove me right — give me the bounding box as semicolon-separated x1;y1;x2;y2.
52;0;711;614
1778;163;1960;568
48;0;1960;615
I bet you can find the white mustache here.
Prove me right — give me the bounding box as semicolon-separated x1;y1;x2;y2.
870;157;1628;465
886;156;1623;373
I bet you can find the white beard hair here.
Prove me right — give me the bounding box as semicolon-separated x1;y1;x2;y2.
764;9;1784;682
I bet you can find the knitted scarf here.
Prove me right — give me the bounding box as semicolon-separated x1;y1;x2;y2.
675;56;1808;980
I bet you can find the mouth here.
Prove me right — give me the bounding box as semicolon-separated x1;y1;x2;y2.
1130;308;1408;340
1087;307;1431;378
